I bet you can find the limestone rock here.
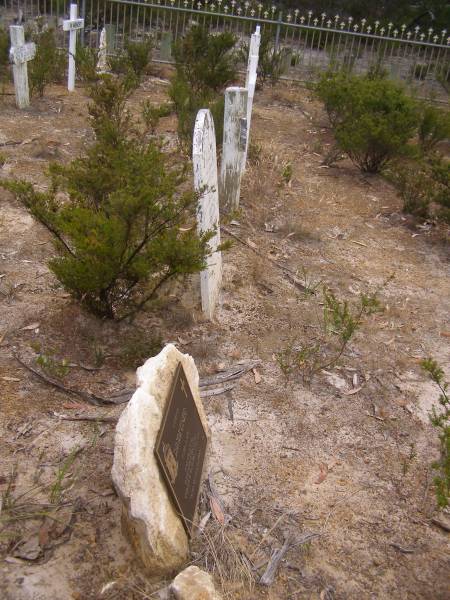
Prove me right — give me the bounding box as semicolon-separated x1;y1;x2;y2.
111;344;209;574
170;566;222;600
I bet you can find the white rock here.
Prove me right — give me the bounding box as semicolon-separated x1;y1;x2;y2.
170;566;222;600
111;344;209;574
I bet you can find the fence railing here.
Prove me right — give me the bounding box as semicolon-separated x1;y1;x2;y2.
1;0;450;97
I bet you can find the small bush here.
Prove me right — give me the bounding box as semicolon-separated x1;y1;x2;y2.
28;27;66;97
316;73;419;173
0;28;9;87
142;100;173;133
2;75;212;320
169;26;236;151
392;155;450;224
419;105;450;152
109;36;153;86
76;46;99;84
421;358;450;508
239;30;287;88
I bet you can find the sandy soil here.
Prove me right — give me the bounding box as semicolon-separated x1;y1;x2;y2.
0;75;449;600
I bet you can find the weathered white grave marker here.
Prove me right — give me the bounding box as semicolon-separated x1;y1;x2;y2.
193;109;222;320
96;27;108;73
220;86;248;212
63;3;84;92
9;26;36;109
243;25;261;166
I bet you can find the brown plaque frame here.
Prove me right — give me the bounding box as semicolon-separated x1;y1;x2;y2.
155;362;208;536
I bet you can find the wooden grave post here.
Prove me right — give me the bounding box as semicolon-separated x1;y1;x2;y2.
193;109;222;320
9;26;36;109
243;25;261;168
63;3;84;92
219;86;248;212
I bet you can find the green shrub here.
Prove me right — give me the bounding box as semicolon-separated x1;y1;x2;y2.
0;28;9;86
109;36;153;86
316;73;419;173
392;154;450;224
28;28;66;97
419;105;450;152
169;26;236;151
239;30;287;88
421;358;450;508
142;100;173;133
76;46;100;84
2;75;212;320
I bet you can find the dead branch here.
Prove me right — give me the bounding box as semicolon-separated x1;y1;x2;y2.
260;535;293;586
200;383;236;397
221;226;308;293
13;353;128;407
199;361;261;387
53;411;118;423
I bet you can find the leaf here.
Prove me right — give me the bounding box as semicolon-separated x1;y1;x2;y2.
209;495;225;525
315;463;328;485
246;238;257;249
1;376;20;382
21;322;40;331
253;368;261;384
343;386;362;396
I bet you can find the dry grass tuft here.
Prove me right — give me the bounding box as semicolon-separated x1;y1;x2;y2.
192;520;254;594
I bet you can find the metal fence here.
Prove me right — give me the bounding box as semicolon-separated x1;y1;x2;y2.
1;0;450;97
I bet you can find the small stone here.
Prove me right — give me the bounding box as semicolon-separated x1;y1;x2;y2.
170;566;222;600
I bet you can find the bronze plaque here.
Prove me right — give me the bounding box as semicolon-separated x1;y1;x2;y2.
155;362;208;536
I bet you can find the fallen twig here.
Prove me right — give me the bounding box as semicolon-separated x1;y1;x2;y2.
13;353;128;407
221;226;308;293
390;543;415;554
53;411;118;423
431;517;450;532
200;383;236;397
260;535;293;586
199;361;261;387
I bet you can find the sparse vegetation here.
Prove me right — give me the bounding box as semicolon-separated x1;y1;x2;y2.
0;27;9;88
276;286;382;383
421;358;450;508
108;36;153;86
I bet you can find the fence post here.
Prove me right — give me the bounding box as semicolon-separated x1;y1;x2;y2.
220;87;248;212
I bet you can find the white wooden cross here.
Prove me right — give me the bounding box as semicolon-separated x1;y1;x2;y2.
9;26;36;109
63;3;84;92
243;25;261;167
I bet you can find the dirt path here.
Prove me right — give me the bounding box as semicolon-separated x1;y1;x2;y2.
0;80;449;600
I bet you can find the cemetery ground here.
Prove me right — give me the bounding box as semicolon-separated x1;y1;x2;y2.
0;75;449;600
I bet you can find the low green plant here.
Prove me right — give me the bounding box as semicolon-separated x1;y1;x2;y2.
316;73;419;173
239;30;287;88
392;154;450;223
118;331;162;368
49;447;80;504
109;36;153;85
281;162;292;184
419;105;450;152
36;352;70;379
421;358;450;508
76;45;99;84
142;100;173;133
169;26;236;151
276;286;382;383
28;27;66;98
0;27;9;87
2;74;213;319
